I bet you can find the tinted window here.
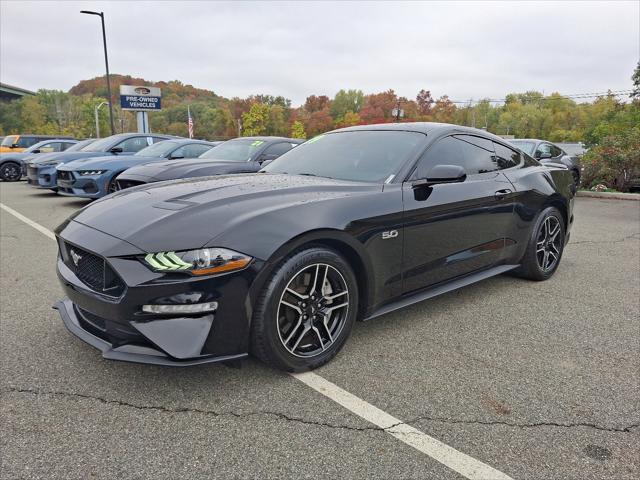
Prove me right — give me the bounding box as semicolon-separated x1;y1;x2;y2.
62;142;76;151
414;135;499;178
535;143;552;158
182;143;212;158
413;136;463;179
265;131;425;182
1;135;18;147
18;136;41;148
550;145;563;157
492;142;521;169
150;136;169;144
117;136;150;152
262;142;294;157
455;135;499;174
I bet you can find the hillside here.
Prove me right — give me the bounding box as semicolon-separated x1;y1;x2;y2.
68;74;220;108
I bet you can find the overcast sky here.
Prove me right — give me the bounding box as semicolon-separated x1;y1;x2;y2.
1;1;638;105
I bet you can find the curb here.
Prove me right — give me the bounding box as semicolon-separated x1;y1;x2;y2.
577;191;640;201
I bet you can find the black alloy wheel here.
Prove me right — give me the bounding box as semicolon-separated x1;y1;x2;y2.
0;162;22;182
251;247;358;371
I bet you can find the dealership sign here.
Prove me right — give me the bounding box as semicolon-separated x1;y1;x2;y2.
119;85;162;111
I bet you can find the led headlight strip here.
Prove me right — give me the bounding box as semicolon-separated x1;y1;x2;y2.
144;248;252;276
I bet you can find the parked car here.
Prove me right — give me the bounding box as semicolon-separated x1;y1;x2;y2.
0;134;75;153
0;138;78;181
115;136;302;189
26;133;174;191
54;122;575;371
510;139;581;185
56;139;219;199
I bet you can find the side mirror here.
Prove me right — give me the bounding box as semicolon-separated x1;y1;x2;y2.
536;151;552;159
169;155;184;160
260;159;275;168
31;149;41;154
412;164;467;189
10;143;19;148
258;153;277;164
110;146;123;154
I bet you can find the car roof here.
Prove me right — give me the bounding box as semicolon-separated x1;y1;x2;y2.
30;138;78;147
230;136;303;143
331;122;512;143
161;138;218;145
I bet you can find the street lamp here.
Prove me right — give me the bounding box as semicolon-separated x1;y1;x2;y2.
94;101;109;138
81;10;115;136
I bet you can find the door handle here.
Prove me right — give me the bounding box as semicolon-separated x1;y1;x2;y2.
494;189;512;200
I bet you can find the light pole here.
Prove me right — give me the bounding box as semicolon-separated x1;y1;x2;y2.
81;10;115;136
94;101;109;138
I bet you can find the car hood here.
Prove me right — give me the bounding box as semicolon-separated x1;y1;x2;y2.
121;159;242;180
31;151;111;166
67;173;377;254
59;154;164;171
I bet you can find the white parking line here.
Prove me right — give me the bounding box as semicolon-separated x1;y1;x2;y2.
1;201;514;480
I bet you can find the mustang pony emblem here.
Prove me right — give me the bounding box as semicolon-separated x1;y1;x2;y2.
70;249;82;266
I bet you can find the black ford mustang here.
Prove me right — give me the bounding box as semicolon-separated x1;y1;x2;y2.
54;123;575;371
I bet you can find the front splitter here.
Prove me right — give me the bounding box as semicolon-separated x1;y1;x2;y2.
54;297;248;367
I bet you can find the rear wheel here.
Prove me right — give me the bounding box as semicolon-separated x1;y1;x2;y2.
0;162;22;182
251;247;358;371
516;206;565;281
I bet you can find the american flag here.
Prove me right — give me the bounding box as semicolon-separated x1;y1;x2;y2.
187;106;194;139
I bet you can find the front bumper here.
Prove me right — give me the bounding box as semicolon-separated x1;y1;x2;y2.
55;221;262;366
56;171;105;198
55;298;247;366
27;164;58;188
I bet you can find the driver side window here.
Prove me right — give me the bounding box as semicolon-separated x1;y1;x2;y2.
535;143;552;159
412;136;464;180
412;135;497;179
117;136;149;152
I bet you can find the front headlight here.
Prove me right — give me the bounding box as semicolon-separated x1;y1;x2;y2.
78;170;107;175
40;160;61;166
143;248;252;276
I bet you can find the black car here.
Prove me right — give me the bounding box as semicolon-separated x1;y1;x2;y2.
510;139;581;185
114;136;302;189
54;123;575;371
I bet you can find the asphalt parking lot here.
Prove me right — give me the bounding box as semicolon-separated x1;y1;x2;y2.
1;181;639;480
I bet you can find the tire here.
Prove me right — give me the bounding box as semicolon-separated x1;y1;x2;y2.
107;176;119;194
251;247;358;372
516;206;565;281
571;169;580;187
0;162;22;182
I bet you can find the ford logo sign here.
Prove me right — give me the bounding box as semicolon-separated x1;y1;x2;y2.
134;87;151;95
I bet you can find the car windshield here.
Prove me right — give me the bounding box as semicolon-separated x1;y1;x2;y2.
199;139;264;162
1;135;18;146
66;140;94;152
264;131;425;182
81;136;120;152
135;140;179;157
510;140;536;156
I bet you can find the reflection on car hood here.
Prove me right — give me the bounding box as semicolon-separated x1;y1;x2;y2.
69;173;376;253
59;155;164;171
121;159;244;180
31;151;112;166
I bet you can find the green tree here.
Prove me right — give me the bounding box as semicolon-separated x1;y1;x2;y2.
241;103;270;136
330;89;364;119
290;120;306;139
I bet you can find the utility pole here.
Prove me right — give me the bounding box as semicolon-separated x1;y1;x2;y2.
81;10;116;135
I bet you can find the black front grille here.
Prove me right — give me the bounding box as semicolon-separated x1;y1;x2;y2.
116;179;145;190
64;243;125;297
57;170;72;181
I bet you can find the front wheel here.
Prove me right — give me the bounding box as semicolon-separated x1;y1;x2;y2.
0;162;22;182
516;206;566;281
251;247;358;371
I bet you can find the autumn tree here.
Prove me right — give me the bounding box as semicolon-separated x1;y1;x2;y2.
304;95;330;113
416;89;434;116
241;103;270;136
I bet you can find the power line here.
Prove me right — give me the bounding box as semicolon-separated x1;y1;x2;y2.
447;89;633;105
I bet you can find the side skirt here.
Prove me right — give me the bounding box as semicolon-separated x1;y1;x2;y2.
364;264;519;321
